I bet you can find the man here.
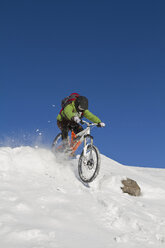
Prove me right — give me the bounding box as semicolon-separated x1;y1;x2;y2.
57;94;105;141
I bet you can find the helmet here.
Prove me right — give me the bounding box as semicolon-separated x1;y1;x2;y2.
75;96;88;112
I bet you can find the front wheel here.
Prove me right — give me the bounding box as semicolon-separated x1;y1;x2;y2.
78;144;100;183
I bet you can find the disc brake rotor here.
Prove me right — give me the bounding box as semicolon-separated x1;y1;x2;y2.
87;159;94;170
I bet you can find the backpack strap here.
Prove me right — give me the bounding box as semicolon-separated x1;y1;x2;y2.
60;93;80;114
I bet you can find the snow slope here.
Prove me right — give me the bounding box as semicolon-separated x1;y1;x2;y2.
0;146;165;248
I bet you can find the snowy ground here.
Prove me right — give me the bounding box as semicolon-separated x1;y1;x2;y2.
0;146;165;248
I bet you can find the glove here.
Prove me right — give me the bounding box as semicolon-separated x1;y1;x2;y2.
73;116;81;124
97;122;105;127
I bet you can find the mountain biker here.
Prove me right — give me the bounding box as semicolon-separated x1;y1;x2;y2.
57;95;105;142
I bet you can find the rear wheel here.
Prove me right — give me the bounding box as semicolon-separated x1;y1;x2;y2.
78;144;100;183
52;133;72;155
51;133;63;154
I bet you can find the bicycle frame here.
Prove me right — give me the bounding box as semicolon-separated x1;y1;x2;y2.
70;121;97;155
53;121;101;183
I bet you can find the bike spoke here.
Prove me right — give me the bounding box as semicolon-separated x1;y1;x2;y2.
78;145;100;183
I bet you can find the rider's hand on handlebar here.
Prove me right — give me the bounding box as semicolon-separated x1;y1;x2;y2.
73;116;81;124
80;120;85;125
97;122;105;127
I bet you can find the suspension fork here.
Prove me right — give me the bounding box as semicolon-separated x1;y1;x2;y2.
83;134;93;157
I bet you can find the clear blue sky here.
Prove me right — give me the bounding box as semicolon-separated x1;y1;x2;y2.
0;0;165;168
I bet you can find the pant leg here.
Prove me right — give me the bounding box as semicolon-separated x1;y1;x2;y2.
72;123;83;134
57;119;83;139
57;120;70;140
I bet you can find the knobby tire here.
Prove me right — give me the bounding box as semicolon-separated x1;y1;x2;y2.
78;144;100;183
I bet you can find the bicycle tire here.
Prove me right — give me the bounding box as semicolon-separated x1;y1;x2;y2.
51;133;62;154
78;144;100;183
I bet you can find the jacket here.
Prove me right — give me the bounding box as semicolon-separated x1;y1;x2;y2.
57;101;101;123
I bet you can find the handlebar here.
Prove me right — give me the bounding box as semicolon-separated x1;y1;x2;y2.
80;120;98;127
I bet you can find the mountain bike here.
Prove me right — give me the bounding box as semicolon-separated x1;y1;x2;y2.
52;120;101;183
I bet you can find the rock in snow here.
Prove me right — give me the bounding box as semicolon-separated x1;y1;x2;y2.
0;146;165;248
121;178;141;196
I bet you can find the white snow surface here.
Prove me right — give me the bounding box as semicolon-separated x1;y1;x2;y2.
0;146;165;248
